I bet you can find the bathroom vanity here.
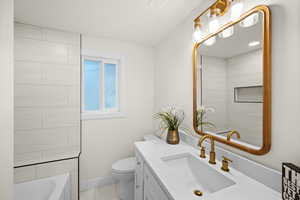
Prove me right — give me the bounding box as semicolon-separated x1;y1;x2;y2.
134;139;280;200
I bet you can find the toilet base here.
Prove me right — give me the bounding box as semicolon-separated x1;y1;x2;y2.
116;178;134;200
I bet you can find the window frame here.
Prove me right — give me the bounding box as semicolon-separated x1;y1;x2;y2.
81;55;124;120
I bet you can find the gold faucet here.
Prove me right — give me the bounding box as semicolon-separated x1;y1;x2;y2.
221;156;232;172
227;130;240;141
198;135;216;164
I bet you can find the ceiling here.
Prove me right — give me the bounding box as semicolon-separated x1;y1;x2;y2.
14;0;211;46
199;13;263;59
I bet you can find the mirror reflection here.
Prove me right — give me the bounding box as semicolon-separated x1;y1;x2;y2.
196;11;264;148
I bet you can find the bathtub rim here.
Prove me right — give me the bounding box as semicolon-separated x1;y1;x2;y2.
14;173;70;200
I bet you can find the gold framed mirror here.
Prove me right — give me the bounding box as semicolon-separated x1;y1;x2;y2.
192;5;271;155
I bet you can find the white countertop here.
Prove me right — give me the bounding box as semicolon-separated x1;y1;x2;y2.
135;140;281;200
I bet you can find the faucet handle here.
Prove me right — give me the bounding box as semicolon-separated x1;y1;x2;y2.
223;156;232;162
221;156;232;172
200;146;206;158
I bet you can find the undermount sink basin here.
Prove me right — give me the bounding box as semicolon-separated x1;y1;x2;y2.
161;153;236;194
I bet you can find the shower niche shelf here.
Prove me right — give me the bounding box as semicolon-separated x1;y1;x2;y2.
234;86;263;103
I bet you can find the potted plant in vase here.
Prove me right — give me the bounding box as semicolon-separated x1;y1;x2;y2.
154;107;184;145
195;106;215;132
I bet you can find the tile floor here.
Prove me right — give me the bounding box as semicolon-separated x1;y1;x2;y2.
80;184;119;200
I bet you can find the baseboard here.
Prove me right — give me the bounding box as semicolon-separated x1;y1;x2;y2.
80;175;116;192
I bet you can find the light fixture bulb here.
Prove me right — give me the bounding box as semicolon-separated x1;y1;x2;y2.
219;26;234;38
209;17;219;33
230;0;244;21
248;41;260;47
240;12;259;27
193;26;202;43
204;36;216;46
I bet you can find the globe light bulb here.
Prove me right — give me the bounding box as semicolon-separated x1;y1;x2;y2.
193;26;202;43
209;18;219;33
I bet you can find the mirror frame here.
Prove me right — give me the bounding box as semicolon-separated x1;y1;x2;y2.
192;5;271;155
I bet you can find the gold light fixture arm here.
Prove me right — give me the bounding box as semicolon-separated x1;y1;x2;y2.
193;0;231;23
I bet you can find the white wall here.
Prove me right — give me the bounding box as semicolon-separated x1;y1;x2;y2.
0;0;14;199
154;0;300;171
80;35;154;181
14;23;81;166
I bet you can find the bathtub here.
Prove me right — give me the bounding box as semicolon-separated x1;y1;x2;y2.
15;174;71;200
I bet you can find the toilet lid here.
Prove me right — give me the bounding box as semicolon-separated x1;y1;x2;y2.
112;157;136;174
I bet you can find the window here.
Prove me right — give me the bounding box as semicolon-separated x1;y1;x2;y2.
82;56;122;119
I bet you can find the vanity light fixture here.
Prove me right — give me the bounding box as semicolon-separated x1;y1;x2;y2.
218;26;234;38
248;41;260;47
193;0;244;42
193;18;203;42
240;12;259;27
230;0;244;21
193;0;231;42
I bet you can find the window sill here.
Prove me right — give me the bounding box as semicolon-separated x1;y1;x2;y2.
81;112;125;120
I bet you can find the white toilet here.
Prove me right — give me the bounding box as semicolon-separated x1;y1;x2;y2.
112;135;159;200
112;157;136;200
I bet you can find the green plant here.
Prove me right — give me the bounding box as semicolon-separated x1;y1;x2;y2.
196;106;215;129
154;107;185;132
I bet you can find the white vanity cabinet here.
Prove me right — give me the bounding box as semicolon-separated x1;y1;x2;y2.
135;151;144;200
135;150;170;200
143;164;169;200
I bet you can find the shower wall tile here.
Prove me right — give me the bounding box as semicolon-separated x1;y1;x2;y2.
15;108;43;130
15;39;71;64
14;22;80;166
14;166;36;183
42;63;80;85
43;29;80;46
14;152;43;166
68;45;81;65
14;61;42;84
226;50;263;147
14;23;43;40
43;108;80;128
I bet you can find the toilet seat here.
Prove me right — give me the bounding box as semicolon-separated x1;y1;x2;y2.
112;157;136;174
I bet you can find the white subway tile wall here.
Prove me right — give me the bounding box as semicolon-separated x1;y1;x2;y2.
14;22;81;166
